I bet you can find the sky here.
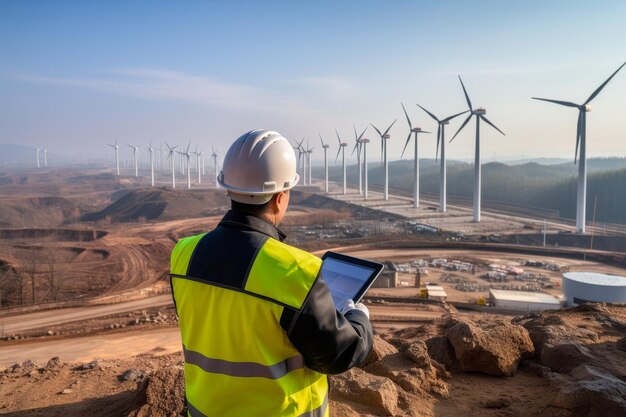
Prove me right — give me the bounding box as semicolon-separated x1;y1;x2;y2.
1;0;626;163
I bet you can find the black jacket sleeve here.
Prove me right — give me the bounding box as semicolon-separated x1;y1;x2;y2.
281;276;373;375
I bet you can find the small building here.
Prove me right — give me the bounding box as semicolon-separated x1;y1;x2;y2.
562;272;626;306
425;284;447;301
489;289;560;311
372;261;398;288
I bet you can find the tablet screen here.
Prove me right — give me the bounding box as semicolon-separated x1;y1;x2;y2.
321;256;379;309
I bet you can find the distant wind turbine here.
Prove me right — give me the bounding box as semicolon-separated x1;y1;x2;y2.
43;147;48;167
450;76;505;223
417;104;468;212
193;146;203;185
361;136;371;200
179;143;192;189
306;139;314;186
371;119;397;201
36;148;41;169
351;125;368;195
335;129;348;195
165;142;178;189
211;147;219;189
532;61;626;233
319;134;330;193
401;102;430;208
127;144;140;177
293;138;306;186
107;139;120;175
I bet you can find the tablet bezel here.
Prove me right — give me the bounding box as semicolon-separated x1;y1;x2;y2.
321;251;384;306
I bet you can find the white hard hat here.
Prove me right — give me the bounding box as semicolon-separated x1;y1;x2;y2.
218;129;300;204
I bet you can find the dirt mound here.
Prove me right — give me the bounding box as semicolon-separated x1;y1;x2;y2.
128;367;185;417
81;188;229;223
0;196;83;228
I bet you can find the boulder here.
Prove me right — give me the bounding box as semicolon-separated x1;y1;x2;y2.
445;319;534;376
331;367;399;416
425;336;456;371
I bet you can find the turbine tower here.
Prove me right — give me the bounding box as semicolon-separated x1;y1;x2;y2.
179;143;192;189
361;137;371;200
306;140;314;186
127;144;140;177
193;146;202;185
107;139;120;175
401;103;430;208
165;142;178;189
371;119;397;201
148;142;155;187
351;125;368;195
35;148;41;169
450;76;505;223
293;138;306;186
43;147;48;167
417;104;467;212
532;61;626;233
211;147;219;189
319;134;330;193
335;129;348;195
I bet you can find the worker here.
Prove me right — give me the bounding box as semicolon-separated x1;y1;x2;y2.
170;129;373;417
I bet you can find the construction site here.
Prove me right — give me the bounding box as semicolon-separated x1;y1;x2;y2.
0;167;625;417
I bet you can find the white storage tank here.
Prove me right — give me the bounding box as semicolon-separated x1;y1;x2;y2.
562;272;626;306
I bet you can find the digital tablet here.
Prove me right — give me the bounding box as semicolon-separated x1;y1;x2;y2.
320;251;384;310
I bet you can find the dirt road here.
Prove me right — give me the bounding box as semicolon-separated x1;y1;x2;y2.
0;295;173;335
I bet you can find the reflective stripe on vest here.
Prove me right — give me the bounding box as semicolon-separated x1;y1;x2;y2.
171;234;329;417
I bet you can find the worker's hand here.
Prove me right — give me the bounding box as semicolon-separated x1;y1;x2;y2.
340;299;370;319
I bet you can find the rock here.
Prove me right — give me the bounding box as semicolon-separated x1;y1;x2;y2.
59;388;73;395
481;397;511;409
128;367;185;417
119;369;144;381
20;360;38;374
46;357;61;370
445;319;534;376
331;367;399;416
73;360;99;371
360;335;398;367
402;341;431;369
425;336;456;371
549;365;626;417
540;341;594;373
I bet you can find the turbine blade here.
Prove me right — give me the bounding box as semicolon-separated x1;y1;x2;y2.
584;61;626;105
335;129;342;145
401;133;411;158
382;119;397;137
319;134;325;147
416;103;440;122
458;75;472;110
435;125;441;163
480;115;505;136
401;102;412;129
351;141;358;156
335;146;341;162
353;124;358;140
450;114;473;142
531;97;579;108
370;123;383;138
358;127;368;141
575;111;582;164
442;109;470;122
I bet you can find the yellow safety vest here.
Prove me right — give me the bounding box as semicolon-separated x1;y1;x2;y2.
171;233;329;417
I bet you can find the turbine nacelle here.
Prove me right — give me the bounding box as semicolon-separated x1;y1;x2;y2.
472;108;486;115
583;104;592;112
382;134;390;139
360;138;370;144
322;144;330;149
410;127;425;133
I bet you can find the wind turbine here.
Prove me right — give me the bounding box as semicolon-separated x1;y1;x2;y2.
127;144;140;177
293;138;306;185
319;134;330;193
107;139;120;175
370;119;397;201
335;129;348;195
532;61;626;233
148;142;156;187
35;148;41;169
401;103;430;208
299;139;308;186
211;147;219;189
165;142;178;188
306;140;314;186
450;76;505;223
179;143;192;189
193;146;203;185
417;104;468;212
361;136;371;200
43;147;48;167
351;125;368;195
